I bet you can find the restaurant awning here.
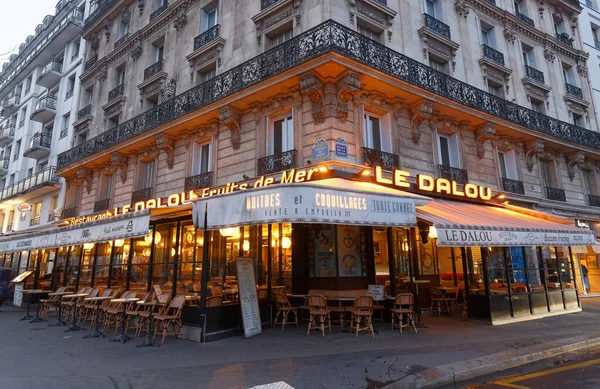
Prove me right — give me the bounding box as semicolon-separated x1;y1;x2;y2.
193;178;430;230
417;200;595;247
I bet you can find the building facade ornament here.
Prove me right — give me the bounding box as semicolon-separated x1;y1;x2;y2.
156;134;175;169
336;72;361;123
524;139;545;172
409;100;434;144
299;72;325;125
220;106;241;150
566;150;585;182
474;123;496;159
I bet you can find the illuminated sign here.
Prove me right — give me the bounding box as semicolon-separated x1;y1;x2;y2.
17;203;31;214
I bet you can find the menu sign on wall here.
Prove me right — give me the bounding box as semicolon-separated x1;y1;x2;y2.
236;257;262;338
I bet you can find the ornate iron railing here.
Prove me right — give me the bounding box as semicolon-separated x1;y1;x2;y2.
556;33;573;47
258;150;297;175
524;65;545;84
61;206;79;219
28;130;52;150
0;125;15;139
114;32;130;49
516;12;534;27
0;157;9;170
565;83;583;99
362;147;399;171
108;84;125;101
85;54;98;71
500;178;525;195
588;194;600;207
439;165;469;185
194;24;220;51
144;60;164;80
65;89;74;100
85;0;119;29
0;166;59;202
57;20;600;171
94;198;111;212
546;186;566;202
35;95;58;111
184;171;213;192
482;44;505;66
78;104;92;120
261;0;283;10
423;13;451;40
132;187;153;203
150;1;169;21
41;59;63;75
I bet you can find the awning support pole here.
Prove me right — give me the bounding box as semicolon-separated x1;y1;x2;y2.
200;204;209;309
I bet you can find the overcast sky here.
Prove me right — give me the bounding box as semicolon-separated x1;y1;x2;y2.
0;0;58;66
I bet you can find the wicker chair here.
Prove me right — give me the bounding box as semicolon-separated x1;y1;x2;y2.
350;296;374;337
306;295;331;336
391;293;417;334
153;296;186;343
273;293;298;330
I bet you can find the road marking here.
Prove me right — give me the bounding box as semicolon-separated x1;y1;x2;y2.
493;357;600;389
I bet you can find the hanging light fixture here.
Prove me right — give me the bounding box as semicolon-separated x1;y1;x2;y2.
220;227;237;237
114;239;125;247
282;236;292;249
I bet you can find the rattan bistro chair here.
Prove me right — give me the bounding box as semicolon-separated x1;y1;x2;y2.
306;295;331;336
391;293;417;334
153;296;186;343
350;296;375;337
273;293;298;330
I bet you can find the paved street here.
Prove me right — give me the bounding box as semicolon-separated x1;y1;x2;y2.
2;299;600;389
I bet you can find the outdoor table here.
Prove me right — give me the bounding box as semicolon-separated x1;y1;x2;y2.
413;280;430;328
110;298;140;344
82;296;113;339
136;301;165;348
20;290;49;322
47;291;73;327
63;293;90;332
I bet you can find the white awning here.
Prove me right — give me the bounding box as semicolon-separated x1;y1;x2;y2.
193;178;430;230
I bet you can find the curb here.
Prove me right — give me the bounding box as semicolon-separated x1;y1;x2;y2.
382;333;600;389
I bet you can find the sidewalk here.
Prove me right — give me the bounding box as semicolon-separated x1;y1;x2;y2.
1;299;600;389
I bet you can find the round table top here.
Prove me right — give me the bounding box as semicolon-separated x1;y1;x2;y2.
84;296;113;301
137;301;166;306
22;289;52;294
111;297;140;303
48;291;75;296
63;293;90;299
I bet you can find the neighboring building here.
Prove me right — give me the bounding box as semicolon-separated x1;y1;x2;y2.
2;0;600;332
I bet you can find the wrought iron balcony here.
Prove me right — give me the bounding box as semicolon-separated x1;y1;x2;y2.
565;83;583;99
0;125;15;146
193;24;220;51
94;198;111;212
114;33;130;50
78;104;92;120
132;187;153;203
261;0;283;10
556;33;574;47
0;166;59;202
258;150;297;175
516;12;534;27
57;20;600;171
144;60;163;80
524;65;545;84
588;194;600;207
362;147;399;171
184;171;213;192
85;0;119;28
545;186;566;202
108;84;125;101
423;13;451;40
150;2;169;21
482;44;505;66
500;178;525;195
84;54;98;71
439;165;469;185
61;206;79;219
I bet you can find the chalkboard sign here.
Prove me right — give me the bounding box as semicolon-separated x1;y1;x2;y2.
236;257;262;338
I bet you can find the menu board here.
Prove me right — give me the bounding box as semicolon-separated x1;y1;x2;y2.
236;257;262;338
337;225;362;277
313;225;337;277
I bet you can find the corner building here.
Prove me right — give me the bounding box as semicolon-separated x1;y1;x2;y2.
5;0;600;339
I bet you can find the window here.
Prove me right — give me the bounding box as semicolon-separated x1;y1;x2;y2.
268;28;293;49
358;24;381;42
99;173;114;200
201;7;218;32
437;133;460;167
139;160;155;189
481;22;495;47
541;159;559;188
364;113;392;152
268;113;293;155
191;142;212;176
429;58;449;75
487;80;505;98
498;150;518;179
573;112;585;128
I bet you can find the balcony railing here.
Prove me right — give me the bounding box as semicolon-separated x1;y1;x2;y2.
545;186;566;202
132;187;153;203
35;95;58;111
556;33;574;47
85;0;119;28
516;12;534;27
588;194;600;207
0;166;59;202
565;83;583;99
362;147;400;171
94;198;111;212
78;104;92;120
150;2;169;21
184;171;213;192
439;165;469;185
30;216;41;226
482;44;505;66
0;157;9;170
144;60;163;80
28;130;52;150
500;178;525;195
84;54;98;71
261;0;283;10
257;150;297;175
41;59;63;75
61;206;78;219
57;20;600;171
193;24;220;51
423;14;451;40
108;84;125;101
524;65;545;84
114;33;130;49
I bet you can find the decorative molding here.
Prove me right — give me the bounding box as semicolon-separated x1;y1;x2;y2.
409;100;434;144
300;72;325;124
336;71;361;123
111;153;128;183
76;167;93;194
565;150;585;182
524;139;544;172
220;106;241;150
156;134;175;169
455;0;470;17
474;123;496;159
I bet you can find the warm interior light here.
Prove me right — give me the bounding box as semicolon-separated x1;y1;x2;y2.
243;240;250;251
220;227;237;237
282;236;292;249
360;168;371;176
428;226;438;240
114;239;125;247
83;243;94;251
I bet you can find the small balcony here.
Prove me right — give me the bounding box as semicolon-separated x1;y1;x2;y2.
482;44;505;66
423;13;451;40
144;60;164;80
0;125;15;146
84;54;98;71
194;24;220;51
23;130;52;159
362;147;400;171
0;166;60;203
0;157;9;175
150;1;169;21
588;194;600;207
114;32;130;50
565;83;583;99
37;59;63;88
516;12;534;27
61;206;79;219
545;186;566;202
132;187;153;204
500;178;525;195
184;171;213;192
524;65;545;84
556;32;574;47
30;95;57;123
438;165;469;185
257;149;297;175
108;84;125;101
94;198;112;213
1;94;20;116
